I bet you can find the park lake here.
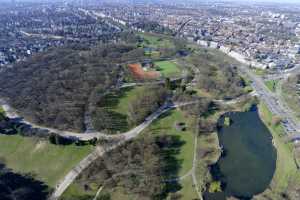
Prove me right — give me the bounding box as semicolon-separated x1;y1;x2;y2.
204;107;277;200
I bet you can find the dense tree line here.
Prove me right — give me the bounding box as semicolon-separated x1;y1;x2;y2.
0;163;49;200
62;134;186;200
127;86;168;126
0;43;145;132
71;136;166;200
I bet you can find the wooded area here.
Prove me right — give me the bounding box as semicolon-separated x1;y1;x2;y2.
0;43;145;131
71;136;167;200
0;163;49;200
188;50;245;99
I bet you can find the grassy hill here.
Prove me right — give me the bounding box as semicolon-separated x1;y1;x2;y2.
0;135;93;187
154;60;181;77
91;85;168;134
143;109;195;178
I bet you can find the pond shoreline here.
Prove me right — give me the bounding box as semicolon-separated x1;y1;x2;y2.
205;106;277;200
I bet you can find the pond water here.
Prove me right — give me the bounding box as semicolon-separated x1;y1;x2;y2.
204;108;277;200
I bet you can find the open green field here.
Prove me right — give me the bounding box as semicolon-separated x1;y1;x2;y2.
0;135;93;187
60;182;98;200
111;86;145;115
97;86;146;133
142;109;199;199
166;176;199;200
258;103;300;196
265;79;279;92
154;60;181;77
138;33;175;49
143;109;195;178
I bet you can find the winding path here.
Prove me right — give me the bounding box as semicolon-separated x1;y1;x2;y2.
191;126;203;200
0;91;249;200
48;101;199;200
0;88;247;200
0;99;197;141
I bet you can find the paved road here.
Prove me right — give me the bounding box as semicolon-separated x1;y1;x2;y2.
120;78;183;89
213;91;257;106
262;64;300;81
237;64;300;138
195;42;300;138
93;186;103;200
0;98;198;141
0;98;112;141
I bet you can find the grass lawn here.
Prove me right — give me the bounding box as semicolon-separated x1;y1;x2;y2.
60;182;98;200
142;107;200;199
97;86;146;133
138;33;175;49
258;103;300;194
0;135;93;187
168;176;198;200
154;60;181;77
111;86;145;115
265;80;279;92
143;109;195;178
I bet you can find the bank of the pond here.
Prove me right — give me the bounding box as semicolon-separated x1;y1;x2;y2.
204;108;276;200
254;103;300;199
